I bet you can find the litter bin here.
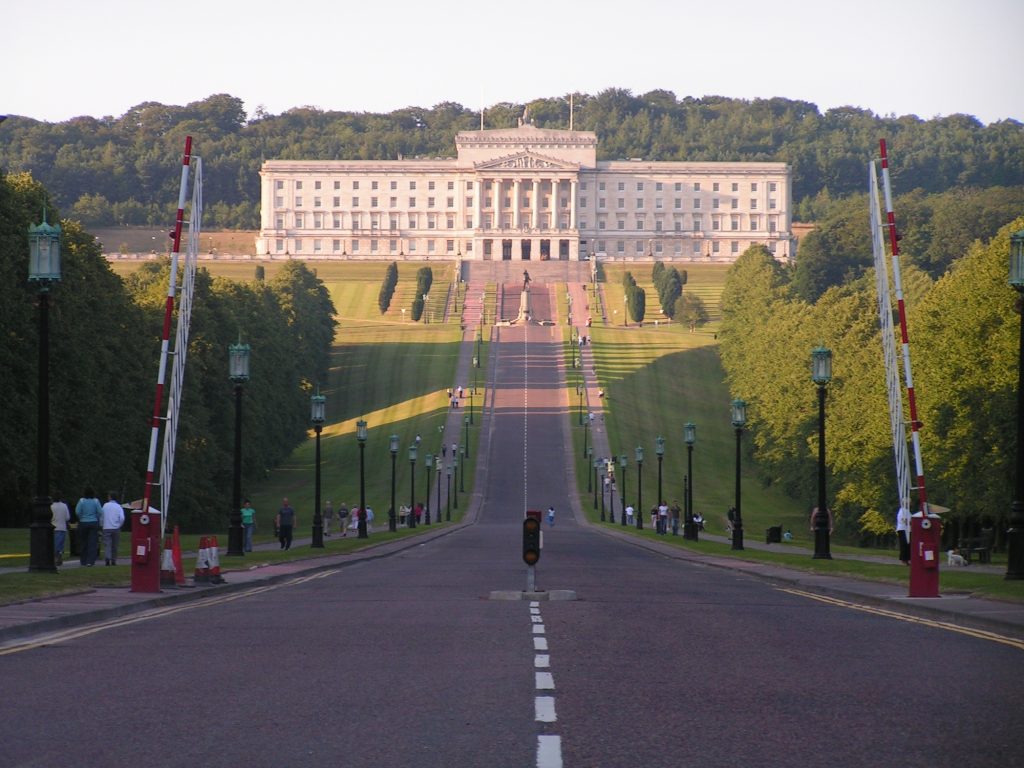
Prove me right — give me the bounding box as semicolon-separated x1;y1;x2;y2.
766;525;782;544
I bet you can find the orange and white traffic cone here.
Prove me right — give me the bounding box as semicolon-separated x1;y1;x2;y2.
193;536;210;584
160;535;176;588
208;535;225;584
172;525;186;587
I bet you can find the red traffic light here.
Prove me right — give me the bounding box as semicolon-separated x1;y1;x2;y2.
523;516;541;565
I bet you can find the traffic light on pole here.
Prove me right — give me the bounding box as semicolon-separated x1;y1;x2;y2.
522;516;541;565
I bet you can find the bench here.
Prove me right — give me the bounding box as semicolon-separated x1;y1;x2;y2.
958;529;995;564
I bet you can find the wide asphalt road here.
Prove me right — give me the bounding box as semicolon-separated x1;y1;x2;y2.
2;323;1022;768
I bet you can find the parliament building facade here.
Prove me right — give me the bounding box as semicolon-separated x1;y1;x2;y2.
257;125;793;262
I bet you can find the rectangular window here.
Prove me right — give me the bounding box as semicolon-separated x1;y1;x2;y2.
636;198;644;209
427;197;435;208
408;214;418;228
731;241;739;253
617;198;625;209
617;182;625;191
712;241;720;254
276;238;284;251
314;213;323;229
769;198;777;210
390;239;398;252
371;181;379;191
580;182;588;191
333;215;342;228
674;220;681;232
617;240;625;253
617;219;625;230
693;182;701;192
751;182;758;192
693;199;701;209
712;182;719;192
295;196;303;207
675;182;682;192
314;239;322;252
296;181;303;190
334;181;341;190
294;213;304;228
599;198;606;209
636;182;644;191
390;197;397;208
713;217;720;231
446;239;455;252
693;241;701;255
655;182;663;191
390;180;398;190
409;181;417;190
371;214;380;230
352;197;359;207
390;217;398;230
465;216;473;228
275;197;283;208
655;220;663;231
409;239;417;252
731;199;738;209
769;182;777;192
294;238;303;252
693;216;702;231
466;181;474;191
598;219;606;230
428;181;435;190
655;198;663;209
275;180;284;190
447;197;455;208
409;197;416;207
370;197;378;208
674;198;681;209
332;239;341;252
447;216;455;229
447;181;455;190
731;216;739;231
635;241;644;254
333;196;340;207
352;181;359;190
504;197;512;208
636;217;645;230
579;219;587;229
750;216;759;230
466;196;473;208
427;215;436;230
427;240;435;253
275;216;284;229
655;241;663;254
352;239;359;252
712;198;720;209
351;213;360;229
750;199;758;210
599;182;606;191
731;182;738;192
580;197;587;208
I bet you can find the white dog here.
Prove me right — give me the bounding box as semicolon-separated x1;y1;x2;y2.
947;549;967;567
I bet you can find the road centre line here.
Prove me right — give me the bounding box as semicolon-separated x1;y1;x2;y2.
534;637;548;651
532;624;546;634
0;569;341;656
535;654;550;668
777;587;1024;651
535;696;557;723
537;735;563;768
535;671;555;689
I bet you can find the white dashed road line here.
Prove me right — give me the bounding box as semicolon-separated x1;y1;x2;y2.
530;601;564;767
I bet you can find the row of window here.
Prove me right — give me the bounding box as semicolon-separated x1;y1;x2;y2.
277;212;779;233
275;194;777;212
274;178;780;194
271;237;777;256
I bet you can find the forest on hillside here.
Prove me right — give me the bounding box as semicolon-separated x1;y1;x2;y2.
1;90;1022;232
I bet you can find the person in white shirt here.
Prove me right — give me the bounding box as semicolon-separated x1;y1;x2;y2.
51;496;71;566
625;504;635;526
896;499;912;565
657;502;669;535
101;492;126;566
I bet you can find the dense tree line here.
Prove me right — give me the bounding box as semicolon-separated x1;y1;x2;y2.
1;91;1021;229
719;219;1024;546
0;171;336;530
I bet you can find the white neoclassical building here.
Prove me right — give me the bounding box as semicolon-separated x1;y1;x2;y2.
257;125;793;262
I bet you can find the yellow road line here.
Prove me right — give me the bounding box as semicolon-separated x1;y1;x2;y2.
0;569;340;656
777;587;1024;651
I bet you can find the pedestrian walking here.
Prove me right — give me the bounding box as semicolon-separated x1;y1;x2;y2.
338;501;349;536
240;499;256;552
547;506;555;527
625;504;635;526
276;497;296;550
51;495;70;566
896;499;911;565
101;491;125;565
322;499;334;536
457;385;464;399
75;488;102;566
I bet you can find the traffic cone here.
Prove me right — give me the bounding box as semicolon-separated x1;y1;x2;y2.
172;525;186;586
160;535;176;587
208;535;225;584
193;536;210;584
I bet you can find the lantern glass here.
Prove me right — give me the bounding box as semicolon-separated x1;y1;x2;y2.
228;342;251;382
619;455;627;468
684;422;696;445
409;444;417;462
656;436;665;456
731;399;747;428
356;419;368;443
1010;231;1024;289
310;393;326;424
389;434;399;454
811;346;833;385
635;446;644;463
593;458;600;469
28;220;62;282
426;453;433;468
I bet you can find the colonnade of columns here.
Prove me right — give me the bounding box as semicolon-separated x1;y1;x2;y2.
473;176;577;232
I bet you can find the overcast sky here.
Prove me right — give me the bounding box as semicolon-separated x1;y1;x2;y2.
6;0;1021;125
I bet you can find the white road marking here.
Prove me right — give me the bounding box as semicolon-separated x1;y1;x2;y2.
530;607;541;615
535;671;555;690
534;654;550;668
532;624;545;634
534;637;548;651
537;735;563;768
535;696;557;722
531;614;543;623
529;601;540;608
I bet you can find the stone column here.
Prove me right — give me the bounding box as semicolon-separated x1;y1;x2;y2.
494;178;502;229
513;179;521;229
551;179;559;230
532;178;541;231
570;179;578;230
475;178;483;230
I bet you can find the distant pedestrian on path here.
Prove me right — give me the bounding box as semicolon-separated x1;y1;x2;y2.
75;488;102;567
338;501;349;536
276;497;296;550
101;492;125;566
625;504;635;526
322;499;334;536
658;501;669;535
240;499;256;551
51;495;70;566
670;501;681;536
547;506;555;526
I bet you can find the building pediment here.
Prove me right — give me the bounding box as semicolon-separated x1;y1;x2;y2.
475;151;580;171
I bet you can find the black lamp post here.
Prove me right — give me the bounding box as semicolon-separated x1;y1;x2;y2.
357;419;368;538
811;347;833;559
592;455;599;510
389;434;399;532
731;399;747;550
460;444;466;492
464;415;470;459
619;455;628;526
227;340;251;557
587;446;593;493
469;371;475;424
577;380;584;425
583;415;589;459
572;327;578;369
311;391;326;547
656;436;665;513
409;444;417;528
636;446;644;529
453;453;460;507
446;460;452;521
436;460;442;522
684;422;696;540
1007;230;1024;579
27;213;61;573
425;453;433;526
